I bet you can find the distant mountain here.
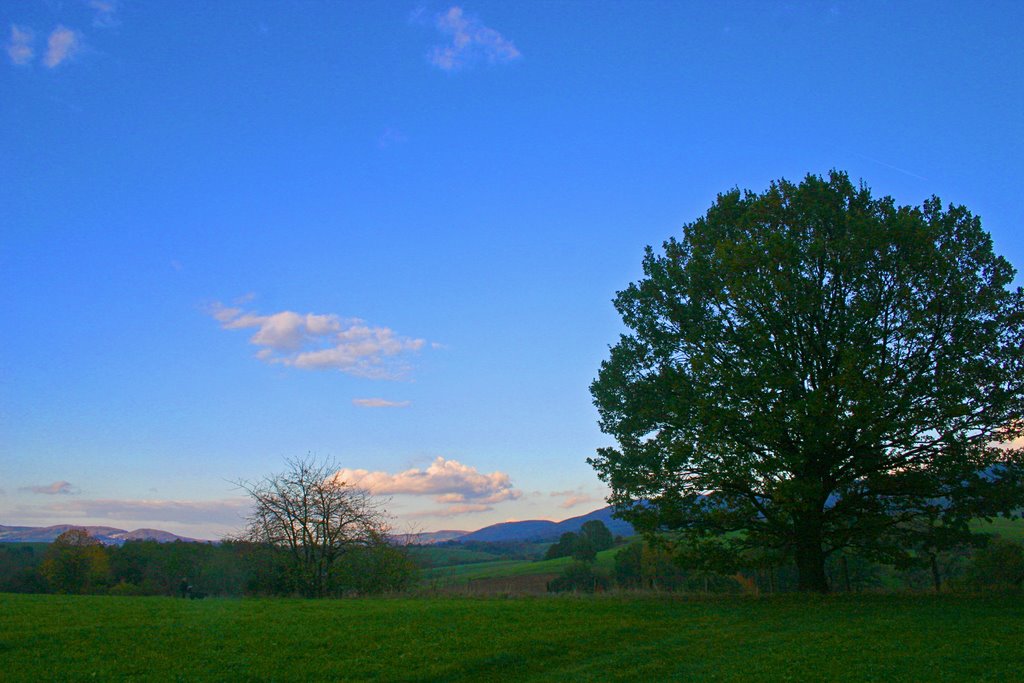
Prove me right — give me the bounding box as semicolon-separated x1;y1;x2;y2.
1;505;636;547
0;524;202;545
456;506;634;543
398;530;469;545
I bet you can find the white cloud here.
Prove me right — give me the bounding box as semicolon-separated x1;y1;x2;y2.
21;481;78;496
209;303;427;379
429;6;520;71
335;457;521;507
6;25;34;66
44;26;81;68
352;398;412;409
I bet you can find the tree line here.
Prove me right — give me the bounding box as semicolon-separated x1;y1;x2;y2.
0;527;416;598
544;532;1024;595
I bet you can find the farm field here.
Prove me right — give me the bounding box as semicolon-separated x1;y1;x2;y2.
3;592;1022;681
420;547;618;586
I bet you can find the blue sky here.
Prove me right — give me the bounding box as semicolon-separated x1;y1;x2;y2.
2;1;1022;539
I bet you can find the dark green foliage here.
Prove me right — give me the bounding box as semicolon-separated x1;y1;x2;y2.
590;171;1024;592
965;537;1024;589
826;551;885;592
572;535;597;562
40;530;109;594
579;520;614;552
544;532;579;560
0;533;417;598
546;561;611;593
544;521;614;562
613;543;643;588
0;545;47;593
330;541;419;595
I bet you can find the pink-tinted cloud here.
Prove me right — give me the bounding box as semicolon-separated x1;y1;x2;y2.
352;398;411;408
335;457;521;507
88;0;120;28
6;25;34;66
208;303;426;379
550;489;601;510
429;6;520;71
43;26;80;68
25;497;250;526
21;481;78;496
410;503;492;518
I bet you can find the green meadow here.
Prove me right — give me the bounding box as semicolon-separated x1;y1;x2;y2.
3;592;1022;681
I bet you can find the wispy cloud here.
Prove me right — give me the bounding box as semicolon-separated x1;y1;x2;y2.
853;152;928;182
20;481;79;496
352;398;412;409
429;6;520;71
6;25;34;66
410;503;492;518
26;497;250;526
378;127;408;149
549;489;600;510
88;0;120;29
336;457;521;510
208;303;427;379
44;26;81;68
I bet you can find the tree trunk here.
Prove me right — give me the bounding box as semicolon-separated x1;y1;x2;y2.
930;554;941;593
794;519;829;592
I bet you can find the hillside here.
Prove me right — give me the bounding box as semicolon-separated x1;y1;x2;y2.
456;506;634;543
0;524;200;545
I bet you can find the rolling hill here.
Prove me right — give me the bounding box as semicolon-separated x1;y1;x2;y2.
455;506;634;543
0;524;201;545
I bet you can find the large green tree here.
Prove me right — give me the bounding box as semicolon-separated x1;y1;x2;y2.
590;171;1024;592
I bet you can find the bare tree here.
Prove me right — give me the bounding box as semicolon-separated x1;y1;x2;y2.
237;456;393;597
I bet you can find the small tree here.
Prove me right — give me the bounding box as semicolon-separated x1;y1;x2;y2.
572;535;597;562
41;529;109;594
613;543;643;589
547;561;611;593
544;532;579;561
579;520;614;552
965;537;1024;590
237;456;397;597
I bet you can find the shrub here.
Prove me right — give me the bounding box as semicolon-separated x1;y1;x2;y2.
965;537;1024;590
546;561;611;593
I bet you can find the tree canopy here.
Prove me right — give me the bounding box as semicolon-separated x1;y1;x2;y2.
590;171;1024;592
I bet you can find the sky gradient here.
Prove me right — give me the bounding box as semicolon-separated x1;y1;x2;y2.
2;1;1023;539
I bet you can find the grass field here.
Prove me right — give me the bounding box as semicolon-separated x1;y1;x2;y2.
972;516;1024;542
3;592;1022;681
420;547;619;586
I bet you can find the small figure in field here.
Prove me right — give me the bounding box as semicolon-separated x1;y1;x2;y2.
179;577;189;598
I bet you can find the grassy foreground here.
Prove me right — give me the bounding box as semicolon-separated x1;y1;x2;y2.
2;592;1022;681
